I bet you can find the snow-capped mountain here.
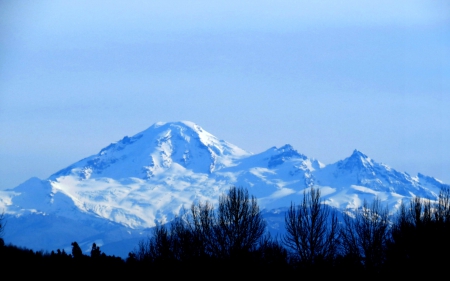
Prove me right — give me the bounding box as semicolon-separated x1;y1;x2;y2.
51;121;250;180
1;121;447;257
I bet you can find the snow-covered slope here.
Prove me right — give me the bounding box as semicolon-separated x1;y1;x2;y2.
1;121;447;257
51;121;250;179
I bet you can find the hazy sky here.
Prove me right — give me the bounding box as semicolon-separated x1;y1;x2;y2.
1;1;449;189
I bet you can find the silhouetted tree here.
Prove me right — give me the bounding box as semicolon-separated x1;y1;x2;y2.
134;186;267;264
435;186;450;225
91;243;101;258
388;187;450;274
170;213;207;261
126;252;137;264
147;224;173;263
187;201;215;257
256;234;289;270
341;198;390;271
284;187;340;265
388;199;422;272
212;186;266;258
71;241;83;258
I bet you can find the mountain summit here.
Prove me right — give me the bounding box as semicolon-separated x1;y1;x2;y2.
51;121;250;180
1;121;447;257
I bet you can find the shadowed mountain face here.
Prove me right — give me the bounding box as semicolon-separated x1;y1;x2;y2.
1;121;447;257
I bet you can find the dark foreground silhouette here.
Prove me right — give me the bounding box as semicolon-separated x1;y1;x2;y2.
2;186;450;278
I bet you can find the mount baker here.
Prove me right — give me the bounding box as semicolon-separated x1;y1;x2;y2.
1;121;447;257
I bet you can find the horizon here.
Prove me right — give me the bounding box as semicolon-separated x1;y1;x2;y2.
1;1;449;188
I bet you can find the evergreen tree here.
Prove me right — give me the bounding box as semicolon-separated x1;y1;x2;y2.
71;242;83;258
91;243;101;258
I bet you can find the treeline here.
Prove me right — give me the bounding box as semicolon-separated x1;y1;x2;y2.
0;240;126;277
1;186;450;277
128;186;450;277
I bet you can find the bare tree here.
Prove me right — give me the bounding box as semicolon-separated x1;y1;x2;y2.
436;186;450;224
186;186;266;258
284;187;340;264
187;200;215;257
134;186;266;262
213;186;266;258
341;198;390;270
389;187;450;272
134;223;175;263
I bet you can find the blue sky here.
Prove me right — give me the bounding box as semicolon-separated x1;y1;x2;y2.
1;1;449;188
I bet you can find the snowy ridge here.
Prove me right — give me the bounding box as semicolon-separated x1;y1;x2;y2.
1;121;448;257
